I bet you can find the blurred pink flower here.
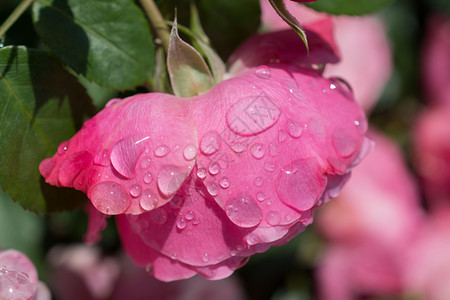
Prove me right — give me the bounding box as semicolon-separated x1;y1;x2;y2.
260;1;392;113
41;22;368;281
0;249;50;300
315;130;424;300
421;14;450;106
48;245;247;300
413;107;450;211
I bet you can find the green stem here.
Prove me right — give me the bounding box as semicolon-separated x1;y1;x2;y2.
138;0;170;52
0;0;35;38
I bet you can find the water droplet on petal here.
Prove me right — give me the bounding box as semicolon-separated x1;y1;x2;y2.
226;194;262;228
250;143;266;159
183;145;197;161
200;131;221;155
129;184;142;198
157;165;189;198
140;156;152;169
286;120;305;138
219;177;230;189
111;136;149;179
278;130;287;142
264;162;275;172
192;217;200;225
277;158;327;211
176;218;187;230
90;181;131;214
254;177;263;186
154;145;170;157
57;141;69;155
255;65;271;79
354;116;368;133
332;129;357;157
230;142;248;153
226;94;280;136
202;253;210;262
266;211;281;225
196;168;207;179
139;189;158;211
208;162;220;175
256;192;265;202
93;149;109;166
185;211;194;220
330;83;337;90
143;172;153;184
206;182;219;196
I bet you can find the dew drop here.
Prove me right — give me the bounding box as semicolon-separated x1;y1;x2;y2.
208;162;221;175
256;192;265;202
266;211;281;225
286;120;305;138
250;143;266;159
226;194;262;228
255;65;271;79
140;156;152;169
192;217;200;225
264;162;275;172
277;158;327;211
176;218;187;230
354;116;368;133
332;129;357;157
196;168;207;179
185;211;194;220
143;172;153;184
202;253;210;263
129;184;142;198
157;165;189;198
219;177;231;189
226;94;280;137
230;142;248;153
254;177;263;187
200;131;221;155
90;181;131;215
278;130;287;142
139;189;158;211
94;149;109;166
111;135;149;179
57;141;69;155
183;145;197;161
205;182;220;196
154;145;170;157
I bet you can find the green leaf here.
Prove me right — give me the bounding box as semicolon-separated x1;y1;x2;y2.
32;0;155;90
167;19;213;97
269;0;309;53
0;46;91;213
306;0;394;15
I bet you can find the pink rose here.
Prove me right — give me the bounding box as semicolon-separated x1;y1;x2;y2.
315;130;424;299
0;249;50;300
40;24;368;281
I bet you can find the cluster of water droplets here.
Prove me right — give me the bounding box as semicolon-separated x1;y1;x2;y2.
0;266;34;300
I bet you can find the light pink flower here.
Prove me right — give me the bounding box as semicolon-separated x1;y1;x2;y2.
260;1;392;113
315;130;424;300
421;14;450;106
40;24;368;281
413;107;450;211
0;249;50;300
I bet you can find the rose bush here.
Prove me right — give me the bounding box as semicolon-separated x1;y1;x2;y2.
40;18;369;281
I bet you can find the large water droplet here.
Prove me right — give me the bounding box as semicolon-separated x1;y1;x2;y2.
250;143;266;159
176;217;187;230
332;129;357;157
277;158;327;211
140;190;158;211
255;65;271;79
205;182;219;196
266;211;281;225
196;168;207;179
200;131;221;155
286;120;305;138
157;165;189;198
143;172;153;184
57;141;69;155
90;181;131;214
219;177;230;189
208;162;220;175
225;194;262;228
226;94;281;137
111;135;149;179
183;145;197;161
129;184;142;198
154;145;170;157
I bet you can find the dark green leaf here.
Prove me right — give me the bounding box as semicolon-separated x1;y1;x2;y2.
269;0;309;53
0;46;91;213
167;20;213;97
32;0;155;90
306;0;394;15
